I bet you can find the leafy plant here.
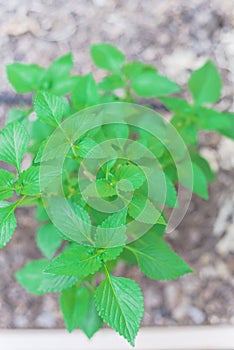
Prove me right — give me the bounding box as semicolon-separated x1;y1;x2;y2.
1;43;233;346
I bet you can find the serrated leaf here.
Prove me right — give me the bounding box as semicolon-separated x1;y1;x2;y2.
0;203;17;248
75;137;99;158
0;122;29;171
0;170;15;200
91;43;125;73
18;166;40;195
131;71;180;98
101;246;124;262
129;194;162;224
95;274;144;346
34;91;68;127
36;222;63;259
83;179;117;199
39;274;79;293
79;295;103;338
71;73;99;110
60;285;90;332
95;208;127;248
44;245;102;276
188;60;222;105
116;164;146;191
34;139;47;163
128;231;192;280
48;199;93;244
6;63;46;93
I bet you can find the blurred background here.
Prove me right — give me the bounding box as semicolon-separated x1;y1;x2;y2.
0;0;234;329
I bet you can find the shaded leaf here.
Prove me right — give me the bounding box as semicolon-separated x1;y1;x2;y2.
128;231;192;280
60;285;90;332
36;222;63;259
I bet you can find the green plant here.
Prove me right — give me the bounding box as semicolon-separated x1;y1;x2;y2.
0;43;233;346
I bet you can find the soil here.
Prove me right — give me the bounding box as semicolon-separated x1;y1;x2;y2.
0;0;234;329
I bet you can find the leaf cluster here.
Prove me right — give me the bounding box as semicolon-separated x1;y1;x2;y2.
0;43;233;345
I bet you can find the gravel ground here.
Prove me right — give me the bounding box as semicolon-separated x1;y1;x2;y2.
0;0;234;329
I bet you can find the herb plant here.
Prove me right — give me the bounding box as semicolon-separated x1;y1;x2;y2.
0;43;233;346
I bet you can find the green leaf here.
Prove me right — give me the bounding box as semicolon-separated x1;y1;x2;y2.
44;245;102;276
191;163;209;200
49;76;80;96
6;63;46;93
39;274;79;293
120;248;137;266
6;109;28;125
71;73;99;110
95;208;127;248
15;259;49;295
131;71;180;98
116;164;146;191
99;74;125;91
18;166;40;195
164;175;178;207
0;170;15;200
47;53;73;83
128;231;192;280
74;137;98;158
0;203;17;248
129;194;162;224
34;91;68;127
35;204;49;222
191;153;215;183
123;61;157;80
95;274;144;346
188;60;222;105
60;285;90;332
159;97;192;113
36;222;63;259
48;200;93;244
84;179;117;199
101;246;124;262
79;294;103;338
91;43;125;73
102;123;129;142
16;259;79;294
0;122;29;171
197;107;234;140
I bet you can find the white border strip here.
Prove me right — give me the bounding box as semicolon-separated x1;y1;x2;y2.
0;326;234;350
